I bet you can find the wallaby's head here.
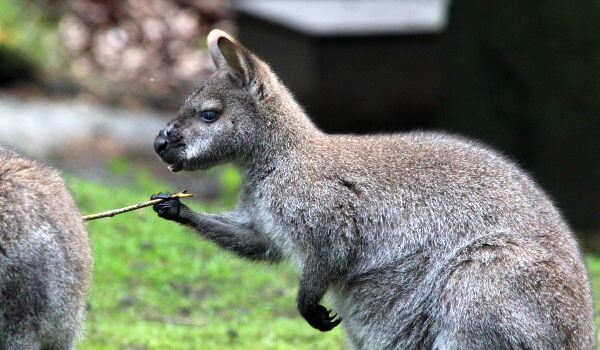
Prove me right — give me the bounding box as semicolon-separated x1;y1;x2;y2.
154;30;283;172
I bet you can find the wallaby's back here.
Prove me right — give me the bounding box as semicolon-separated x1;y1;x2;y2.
0;146;92;350
303;132;596;349
245;131;595;348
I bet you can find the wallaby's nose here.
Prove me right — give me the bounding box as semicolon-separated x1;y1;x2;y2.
154;134;168;154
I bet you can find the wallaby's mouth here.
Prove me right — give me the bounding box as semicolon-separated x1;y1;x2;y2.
154;133;186;172
159;152;184;173
168;164;183;173
155;146;183;171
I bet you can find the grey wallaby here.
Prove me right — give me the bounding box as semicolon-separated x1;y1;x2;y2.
152;30;595;349
0;146;92;350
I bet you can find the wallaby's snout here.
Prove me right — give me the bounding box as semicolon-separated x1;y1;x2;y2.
154;122;184;172
154;133;168;154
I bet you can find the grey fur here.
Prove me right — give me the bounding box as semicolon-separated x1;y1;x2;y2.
0;146;92;350
153;30;595;349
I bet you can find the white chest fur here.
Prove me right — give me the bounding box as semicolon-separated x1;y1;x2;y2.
249;196;304;269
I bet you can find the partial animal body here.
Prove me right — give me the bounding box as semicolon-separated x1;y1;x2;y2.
152;30;595;349
0;146;92;350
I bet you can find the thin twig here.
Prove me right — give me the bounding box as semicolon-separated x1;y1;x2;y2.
82;191;193;221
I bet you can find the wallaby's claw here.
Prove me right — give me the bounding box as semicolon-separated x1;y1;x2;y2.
151;193;181;220
302;304;342;332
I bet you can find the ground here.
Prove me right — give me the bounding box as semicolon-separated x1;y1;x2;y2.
67;168;600;349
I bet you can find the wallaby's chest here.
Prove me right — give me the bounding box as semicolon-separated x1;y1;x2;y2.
243;182;306;266
257;201;307;268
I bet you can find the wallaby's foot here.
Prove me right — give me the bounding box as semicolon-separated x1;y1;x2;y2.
301;304;342;332
152;193;183;220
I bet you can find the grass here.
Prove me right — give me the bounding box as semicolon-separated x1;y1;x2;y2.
587;256;600;342
65;166;600;348
67;168;345;349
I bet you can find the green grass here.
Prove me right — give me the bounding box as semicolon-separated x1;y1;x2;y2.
67;170;345;349
66;168;600;349
587;256;600;343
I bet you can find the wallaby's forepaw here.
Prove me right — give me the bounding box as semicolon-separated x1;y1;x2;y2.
301;304;342;332
152;193;182;221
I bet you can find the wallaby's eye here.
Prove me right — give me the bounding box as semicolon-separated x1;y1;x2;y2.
198;110;220;123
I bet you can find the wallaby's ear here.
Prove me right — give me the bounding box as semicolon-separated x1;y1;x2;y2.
208;29;234;70
207;29;264;94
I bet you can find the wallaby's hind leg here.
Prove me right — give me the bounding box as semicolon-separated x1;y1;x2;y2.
433;269;555;349
432;243;594;350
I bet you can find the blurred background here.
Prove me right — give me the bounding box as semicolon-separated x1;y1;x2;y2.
0;0;598;349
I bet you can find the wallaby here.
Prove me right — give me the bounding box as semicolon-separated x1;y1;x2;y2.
152;30;595;349
0;146;92;350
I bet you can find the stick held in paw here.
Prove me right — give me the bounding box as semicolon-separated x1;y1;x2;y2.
82;191;193;221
